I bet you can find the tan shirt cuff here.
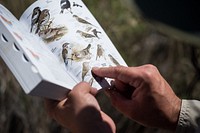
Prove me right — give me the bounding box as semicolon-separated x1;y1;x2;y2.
175;100;200;133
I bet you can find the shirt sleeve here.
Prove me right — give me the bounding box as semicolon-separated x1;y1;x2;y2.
175;100;200;133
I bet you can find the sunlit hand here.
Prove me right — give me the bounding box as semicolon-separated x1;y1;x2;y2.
92;64;181;131
45;82;116;133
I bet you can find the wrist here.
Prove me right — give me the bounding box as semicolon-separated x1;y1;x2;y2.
168;97;182;131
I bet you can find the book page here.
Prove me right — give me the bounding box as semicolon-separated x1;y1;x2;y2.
20;0;127;89
0;4;77;91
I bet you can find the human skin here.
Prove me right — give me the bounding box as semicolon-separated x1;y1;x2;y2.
45;64;181;132
92;64;181;131
45;82;116;133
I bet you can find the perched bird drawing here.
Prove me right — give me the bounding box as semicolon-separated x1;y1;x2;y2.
73;15;96;27
30;7;41;33
89;78;94;86
39;26;68;43
60;0;72;14
82;62;90;81
73;2;82;8
71;44;91;61
108;54;120;66
76;30;96;39
35;9;50;34
62;43;70;66
92;29;101;39
96;44;105;60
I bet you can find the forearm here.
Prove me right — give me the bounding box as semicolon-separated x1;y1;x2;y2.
175;100;200;133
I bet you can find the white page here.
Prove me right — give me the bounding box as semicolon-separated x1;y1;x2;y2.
20;0;127;89
0;4;77;91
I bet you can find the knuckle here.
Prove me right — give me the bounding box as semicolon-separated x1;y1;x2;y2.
144;64;157;71
78;81;90;87
142;64;159;79
115;65;128;76
115;65;126;71
68;82;90;98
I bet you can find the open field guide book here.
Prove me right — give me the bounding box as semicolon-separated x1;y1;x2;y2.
0;0;127;100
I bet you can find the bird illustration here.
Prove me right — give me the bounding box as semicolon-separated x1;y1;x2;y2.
89;78;94;86
73;2;82;8
30;7;41;33
35;9;50;34
71;44;91;61
82;62;90;81
108;54;120;66
62;43;70;66
76;30;96;38
96;44;105;60
92;29;101;39
39;26;68;42
73;15;96;27
60;0;72;14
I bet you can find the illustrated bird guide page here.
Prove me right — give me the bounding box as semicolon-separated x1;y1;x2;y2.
0;0;127;100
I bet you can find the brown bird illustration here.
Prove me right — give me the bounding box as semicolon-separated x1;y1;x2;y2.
35;9;50;34
62;43;70;66
71;44;91;61
39;27;59;38
76;30;96;38
73;15;96;27
39;26;68;42
108;54;120;66
88;78;94;86
82;62;90;81
96;44;105;60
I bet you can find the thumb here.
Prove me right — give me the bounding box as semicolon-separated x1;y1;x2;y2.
72;82;91;94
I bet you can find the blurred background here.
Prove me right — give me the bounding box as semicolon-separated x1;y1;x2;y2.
1;0;200;133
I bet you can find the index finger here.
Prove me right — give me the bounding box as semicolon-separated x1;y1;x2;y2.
92;66;135;84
